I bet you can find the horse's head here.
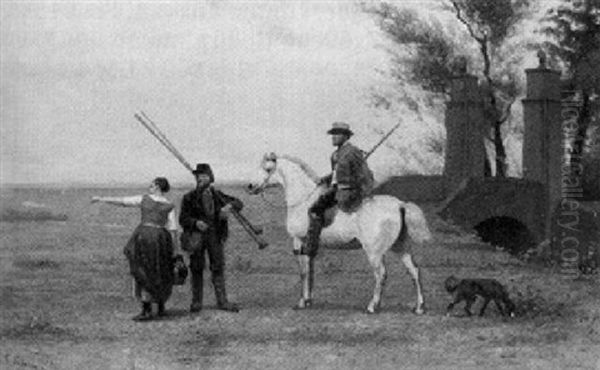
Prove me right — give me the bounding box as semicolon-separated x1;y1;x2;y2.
247;152;280;195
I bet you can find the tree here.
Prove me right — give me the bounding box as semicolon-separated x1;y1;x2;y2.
448;0;530;177
365;4;458;96
364;4;460;174
365;0;531;177
542;0;600;198
543;0;600;198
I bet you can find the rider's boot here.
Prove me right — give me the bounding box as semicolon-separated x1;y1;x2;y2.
304;213;323;257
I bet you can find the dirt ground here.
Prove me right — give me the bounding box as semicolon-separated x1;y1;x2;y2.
1;186;599;370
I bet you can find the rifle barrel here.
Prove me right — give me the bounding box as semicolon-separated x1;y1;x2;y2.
364;122;401;160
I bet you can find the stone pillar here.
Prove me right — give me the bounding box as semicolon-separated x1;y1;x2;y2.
521;65;561;239
443;73;486;191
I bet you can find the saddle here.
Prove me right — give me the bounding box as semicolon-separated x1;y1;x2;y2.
321;198;365;228
324;188;370;226
322;206;338;228
320;205;362;250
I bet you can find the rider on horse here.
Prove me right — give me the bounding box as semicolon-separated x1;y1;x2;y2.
302;122;374;257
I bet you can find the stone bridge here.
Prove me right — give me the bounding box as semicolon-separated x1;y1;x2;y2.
438;178;547;251
377;56;598;264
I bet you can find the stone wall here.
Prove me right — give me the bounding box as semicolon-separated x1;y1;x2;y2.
439;178;547;245
374;175;446;202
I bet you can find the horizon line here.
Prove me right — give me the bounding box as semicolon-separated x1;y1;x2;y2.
0;180;250;189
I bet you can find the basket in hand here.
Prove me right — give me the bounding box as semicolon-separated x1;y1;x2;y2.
173;255;188;285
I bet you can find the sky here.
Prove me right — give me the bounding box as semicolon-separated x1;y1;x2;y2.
1;0;556;186
0;0;414;186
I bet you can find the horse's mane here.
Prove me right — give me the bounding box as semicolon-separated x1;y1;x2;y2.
278;154;320;184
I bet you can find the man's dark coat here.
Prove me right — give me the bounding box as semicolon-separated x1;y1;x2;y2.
179;187;243;253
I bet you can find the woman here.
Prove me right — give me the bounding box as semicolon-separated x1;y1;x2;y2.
91;177;179;321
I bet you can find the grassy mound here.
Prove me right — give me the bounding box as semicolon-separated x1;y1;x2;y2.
0;207;68;222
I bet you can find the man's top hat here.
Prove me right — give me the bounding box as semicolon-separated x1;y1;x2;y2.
192;163;214;182
327;122;354;136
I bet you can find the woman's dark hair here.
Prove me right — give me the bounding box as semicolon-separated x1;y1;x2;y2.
153;177;170;193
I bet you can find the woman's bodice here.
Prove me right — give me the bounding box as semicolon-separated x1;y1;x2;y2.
140;195;174;227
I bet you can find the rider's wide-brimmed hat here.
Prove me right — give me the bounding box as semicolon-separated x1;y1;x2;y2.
192;163;214;182
327;122;354;136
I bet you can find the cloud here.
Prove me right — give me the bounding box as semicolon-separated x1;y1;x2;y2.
260;24;307;48
1;1;389;184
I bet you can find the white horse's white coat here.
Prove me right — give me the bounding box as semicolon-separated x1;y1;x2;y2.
250;154;432;313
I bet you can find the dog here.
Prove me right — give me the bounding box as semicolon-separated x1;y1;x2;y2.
444;276;515;317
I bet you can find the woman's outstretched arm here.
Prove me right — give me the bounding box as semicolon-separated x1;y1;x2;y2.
91;195;143;207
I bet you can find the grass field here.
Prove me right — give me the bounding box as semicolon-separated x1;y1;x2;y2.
1;185;599;370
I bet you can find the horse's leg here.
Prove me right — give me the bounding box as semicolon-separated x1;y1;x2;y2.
294;238;313;309
401;253;425;315
296;255;314;308
366;254;387;314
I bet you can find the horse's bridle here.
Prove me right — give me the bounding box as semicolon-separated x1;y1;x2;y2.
248;153;321;209
247;153;277;195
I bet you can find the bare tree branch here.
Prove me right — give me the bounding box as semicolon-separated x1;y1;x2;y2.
499;98;515;124
368;0;532;177
449;0;485;42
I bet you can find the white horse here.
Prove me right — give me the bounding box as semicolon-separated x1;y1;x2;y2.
248;153;432;314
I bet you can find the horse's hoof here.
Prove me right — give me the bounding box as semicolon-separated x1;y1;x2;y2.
413;305;425;315
293;299;312;310
365;303;380;314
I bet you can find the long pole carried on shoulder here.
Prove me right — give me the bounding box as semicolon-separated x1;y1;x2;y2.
133;112;268;249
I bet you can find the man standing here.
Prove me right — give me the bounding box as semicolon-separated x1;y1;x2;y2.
303;122;374;257
179;163;243;312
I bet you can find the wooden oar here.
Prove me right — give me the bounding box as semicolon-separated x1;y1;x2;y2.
133;112;268;249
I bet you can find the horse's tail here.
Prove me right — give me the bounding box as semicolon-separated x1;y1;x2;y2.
401;202;432;245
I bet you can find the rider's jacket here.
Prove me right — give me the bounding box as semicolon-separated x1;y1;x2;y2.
331;141;373;194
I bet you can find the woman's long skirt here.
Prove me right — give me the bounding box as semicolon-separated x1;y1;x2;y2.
124;225;174;304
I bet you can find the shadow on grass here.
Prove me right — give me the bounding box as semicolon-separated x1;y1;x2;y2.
1;317;79;342
159;308;194;320
512;285;568;321
13;257;61;270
